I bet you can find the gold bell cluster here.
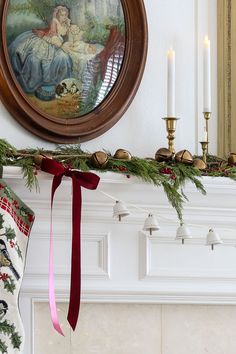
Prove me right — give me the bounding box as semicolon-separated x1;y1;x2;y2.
155;147;207;170
90;149;132;168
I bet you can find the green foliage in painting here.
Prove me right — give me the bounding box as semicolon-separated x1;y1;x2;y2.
7;0;78;43
82;12;124;45
9;0;78;24
82;11;109;45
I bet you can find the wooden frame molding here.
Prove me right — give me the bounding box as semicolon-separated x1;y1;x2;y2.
0;0;148;143
218;0;236;156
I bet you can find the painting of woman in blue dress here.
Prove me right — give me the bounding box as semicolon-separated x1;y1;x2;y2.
9;6;72;99
6;0;126;118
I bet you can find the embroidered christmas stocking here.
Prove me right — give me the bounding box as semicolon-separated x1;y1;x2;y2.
0;180;34;354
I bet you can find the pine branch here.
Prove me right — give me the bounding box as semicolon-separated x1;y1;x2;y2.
3;138;236;221
172;163;206;196
56;144;84;155
162;182;184;222
17;158;39;191
0;139;17;165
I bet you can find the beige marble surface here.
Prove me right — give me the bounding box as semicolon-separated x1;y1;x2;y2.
34;303;236;354
162;305;236;354
34;302;71;354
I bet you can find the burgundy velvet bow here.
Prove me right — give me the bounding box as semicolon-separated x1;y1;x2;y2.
41;158;100;332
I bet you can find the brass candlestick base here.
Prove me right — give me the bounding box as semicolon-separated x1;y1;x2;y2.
200;141;209;163
203;112;211;154
162;117;180;155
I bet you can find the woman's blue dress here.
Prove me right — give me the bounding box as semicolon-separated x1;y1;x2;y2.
8;31;72;95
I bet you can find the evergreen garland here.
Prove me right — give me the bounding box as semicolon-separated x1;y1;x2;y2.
0;138;235;221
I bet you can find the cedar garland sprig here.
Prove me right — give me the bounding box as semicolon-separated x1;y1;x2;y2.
2;138;236;221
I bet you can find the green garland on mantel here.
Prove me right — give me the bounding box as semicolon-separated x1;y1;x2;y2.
1;139;236;222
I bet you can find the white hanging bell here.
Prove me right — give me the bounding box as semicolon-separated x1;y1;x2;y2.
113;201;130;221
206;228;223;250
143;214;160;235
176;223;192;244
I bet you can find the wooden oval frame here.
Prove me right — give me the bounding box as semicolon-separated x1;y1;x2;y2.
0;0;148;143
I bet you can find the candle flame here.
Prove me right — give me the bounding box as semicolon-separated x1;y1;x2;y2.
204;36;210;46
167;47;175;58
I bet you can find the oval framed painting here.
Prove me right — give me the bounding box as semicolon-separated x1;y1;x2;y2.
0;0;148;143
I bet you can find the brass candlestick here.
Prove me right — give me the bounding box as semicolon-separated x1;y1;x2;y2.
203;112;211;153
200;141;209;163
162;117;179;155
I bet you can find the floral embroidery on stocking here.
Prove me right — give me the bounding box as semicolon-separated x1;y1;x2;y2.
0;180;34;354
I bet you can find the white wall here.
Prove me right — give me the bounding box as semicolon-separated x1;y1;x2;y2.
0;0;218;156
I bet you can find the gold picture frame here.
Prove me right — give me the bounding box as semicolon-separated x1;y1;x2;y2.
218;0;236;156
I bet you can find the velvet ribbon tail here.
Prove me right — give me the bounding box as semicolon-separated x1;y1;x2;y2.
40;158;100;335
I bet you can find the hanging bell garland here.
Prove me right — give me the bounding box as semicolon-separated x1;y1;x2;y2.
90;151;109;168
114;149;132;160
143;214;160;235
206;228;223;250
175;150;193;165
113;201;130;221
155;148;172;162
176;223;192;244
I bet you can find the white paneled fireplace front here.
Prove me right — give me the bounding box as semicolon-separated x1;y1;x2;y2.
2;167;236;353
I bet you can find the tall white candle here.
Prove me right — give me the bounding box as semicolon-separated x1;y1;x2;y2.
167;48;175;117
203;36;211;112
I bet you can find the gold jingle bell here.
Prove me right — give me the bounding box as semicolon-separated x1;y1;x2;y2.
91;151;108;168
175;150;193;165
34;153;52;167
193;159;207;170
228;153;236;165
114;149;132;160
34;154;45;167
155;148;172;162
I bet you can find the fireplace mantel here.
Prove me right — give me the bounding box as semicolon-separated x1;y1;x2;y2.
2;166;236;353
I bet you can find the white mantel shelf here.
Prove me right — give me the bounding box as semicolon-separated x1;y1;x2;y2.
2;167;236;353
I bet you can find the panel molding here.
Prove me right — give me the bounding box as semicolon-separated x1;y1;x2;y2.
139;232;236;283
